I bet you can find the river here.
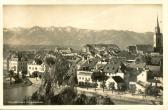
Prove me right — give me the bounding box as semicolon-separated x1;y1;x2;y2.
4;85;151;105
3;84;40;105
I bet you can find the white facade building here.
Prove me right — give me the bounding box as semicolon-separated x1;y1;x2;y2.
8;58;18;73
77;70;93;84
27;63;45;76
106;77;118;89
8;58;27;74
137;69;149;83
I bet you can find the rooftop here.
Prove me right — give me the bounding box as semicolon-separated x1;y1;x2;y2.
136;44;154;52
112;76;125;83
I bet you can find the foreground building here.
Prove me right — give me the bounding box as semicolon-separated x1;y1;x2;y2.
27;61;45;76
77;70;93;85
8;57;27;74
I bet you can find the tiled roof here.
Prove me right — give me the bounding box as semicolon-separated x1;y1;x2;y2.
127;62;146;69
146;65;160;73
112;76;125;83
103;58;124;73
81;58;99;70
77;71;93;76
137;81;146;87
103;61;120;73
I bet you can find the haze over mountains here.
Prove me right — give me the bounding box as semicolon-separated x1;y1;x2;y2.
3;26;154;49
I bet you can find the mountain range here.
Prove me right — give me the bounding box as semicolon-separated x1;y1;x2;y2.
3;26;154;49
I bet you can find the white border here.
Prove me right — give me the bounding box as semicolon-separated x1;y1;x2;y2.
0;0;168;110
0;0;163;5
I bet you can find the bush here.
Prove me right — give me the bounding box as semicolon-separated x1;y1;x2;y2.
73;94;88;105
50;87;77;105
97;95;114;105
87;96;97;105
31;91;38;101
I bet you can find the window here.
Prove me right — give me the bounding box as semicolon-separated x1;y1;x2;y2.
88;78;90;81
82;77;84;80
14;66;16;71
79;77;81;79
35;67;37;70
29;67;31;69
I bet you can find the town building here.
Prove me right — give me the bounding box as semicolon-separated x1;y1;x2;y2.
77;70;93;85
3;59;9;71
80;58;100;71
137;68;150;83
58;47;73;54
82;44;120;55
8;57;27;74
127;46;137;54
127;44;154;54
27;61;45;76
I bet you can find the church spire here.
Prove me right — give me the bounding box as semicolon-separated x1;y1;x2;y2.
156;15;160;34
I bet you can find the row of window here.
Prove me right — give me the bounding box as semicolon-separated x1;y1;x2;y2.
28;66;44;71
78;77;90;81
20;66;27;70
29;66;38;70
20;62;27;65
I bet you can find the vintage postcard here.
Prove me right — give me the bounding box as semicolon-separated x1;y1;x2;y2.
0;0;168;110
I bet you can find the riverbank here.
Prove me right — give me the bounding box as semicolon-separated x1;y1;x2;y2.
3;77;32;89
77;87;162;105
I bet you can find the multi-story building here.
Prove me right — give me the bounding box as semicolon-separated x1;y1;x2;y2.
77;71;93;85
27;61;45;76
8;57;27;74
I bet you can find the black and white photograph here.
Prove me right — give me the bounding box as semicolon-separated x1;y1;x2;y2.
2;4;164;106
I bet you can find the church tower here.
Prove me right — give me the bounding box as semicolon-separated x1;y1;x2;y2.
153;16;163;54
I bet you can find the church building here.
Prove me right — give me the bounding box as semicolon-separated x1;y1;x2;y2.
153;16;163;54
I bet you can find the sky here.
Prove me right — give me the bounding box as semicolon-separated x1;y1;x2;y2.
3;5;162;32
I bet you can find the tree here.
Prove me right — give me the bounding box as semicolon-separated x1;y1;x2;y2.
35;58;43;65
91;72;98;91
45;56;55;67
100;81;106;92
91;71;108;92
68;76;78;88
33;54;70;104
9;70;14;85
85;79;89;90
73;94;87;105
87;96;97;105
109;82;115;93
129;84;136;95
32;71;38;80
22;70;27;79
92;82;98;91
97;95;114;105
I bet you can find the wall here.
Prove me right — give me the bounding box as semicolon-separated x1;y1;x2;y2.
27;64;45;76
